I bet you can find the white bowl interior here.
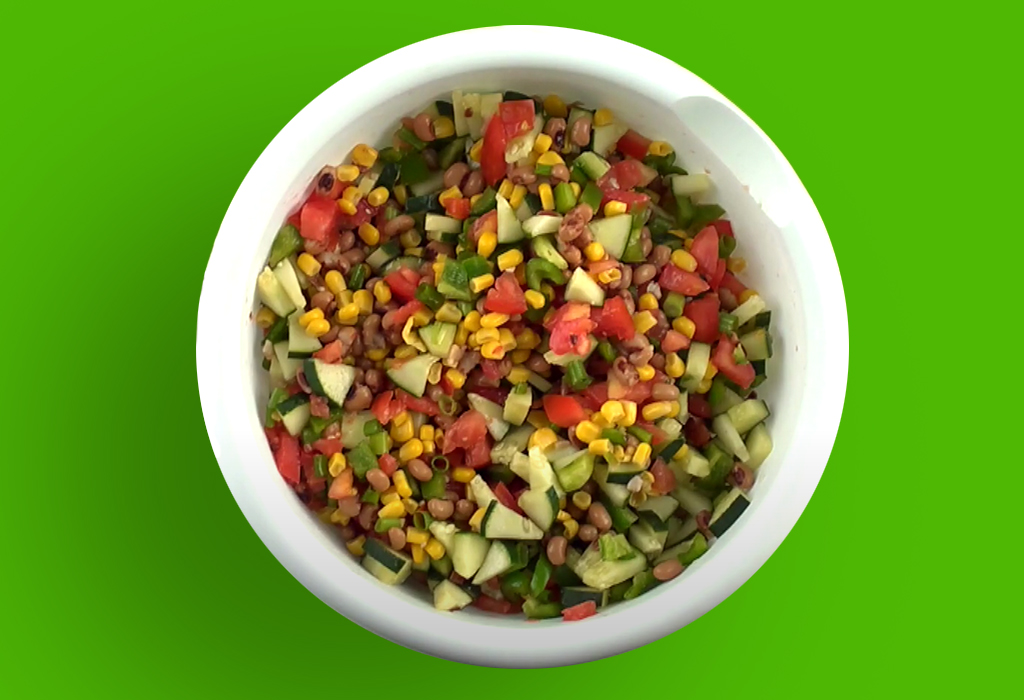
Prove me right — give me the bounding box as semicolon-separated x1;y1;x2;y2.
200;27;846;668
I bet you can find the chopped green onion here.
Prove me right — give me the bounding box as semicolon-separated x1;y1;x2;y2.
608;580;632;603
597;340;616;363
415;283;446;311
627;426;652;443
648;216;672;237
420;469;447;500
375;518;405;533
461;255;491;279
526;258;564;292
367;431;390;456
313;455;328;479
384;202;401;221
470;188;497;215
718;234;737;259
413;511;434;530
662;292;686;319
601;428;627;446
431;455;450;472
437;395;458;416
268;224;304;267
301;424;319;446
719;312;738;335
398;127;427;150
264;316;288;343
361;488;380;505
438;136;467;170
348;263;368;291
348;443;378;479
675;194;694;228
579;182;603;212
554;182;577;214
565;360;592;391
534;163;553;177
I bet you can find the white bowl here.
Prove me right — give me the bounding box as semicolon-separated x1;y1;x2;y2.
196;26;848;668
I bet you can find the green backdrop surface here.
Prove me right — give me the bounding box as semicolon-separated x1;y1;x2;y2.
2;2;1018;697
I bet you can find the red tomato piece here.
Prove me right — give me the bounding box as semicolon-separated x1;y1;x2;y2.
298;196;339;243
709;259;727;291
443;197;471;220
336;199;376;231
384;268;421;302
313;340;343;364
481;114;508;187
649;461;677;495
312;438;343;457
580;382;609;412
465;439;492;469
392;299;426;327
480;359;504;382
600;189;650;210
471;210;498;239
484;271;528;315
443;410;490;455
593;295;635;341
371;391;401;425
616;130;653;160
398;391;440;416
562;600;598;621
597;159;647;192
498;100;536;140
720;272;747;301
684;417;712;447
474;596;520;614
270;427;300;485
661;330;691;354
683;294;721;344
713;335;756;390
688;394;713;419
659;265;710;297
378;453;399;477
711;219;734;237
543;395;588;428
493;482;523;514
690;226;720;279
287;211;302;230
549;318;595;356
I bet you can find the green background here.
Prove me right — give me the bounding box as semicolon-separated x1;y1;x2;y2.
3;2;1018;696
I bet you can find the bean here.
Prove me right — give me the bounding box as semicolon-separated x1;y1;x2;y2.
338;525;356;541
719;287;739;312
578;524;599;543
729;463;756;490
422;148;439;170
315;166;337;197
344;384;372;411
336;326;359;355
352;368;365;384
653;559;685;582
641;237;653;258
509;165;537;186
425;241;455;259
341;249;365;266
612;263;633;291
338;230;356;252
558;203;594;242
567;503;585;520
550;164;570;183
386;528;406;551
384;215;415;237
413;112;435;142
525;353;550;374
357;503;376;531
618;290;636;315
426;383;446;403
476;297;488;315
544;117;566;138
581;480;598;496
303;237;327;256
337;496;362;518
444;490;460;503
454;499;475;520
562;245;582;266
462;170;485;198
634;263;657;286
651;382;680;401
571;114;592;147
444;162;471;190
650;354;665;371
365;468;390;493
318;325;340;344
310;290;334;311
575;227;592;248
322;421;342;440
629;345;654;368
364;368;383;393
401;116;416;131
587;502;612;532
427;498;455;520
407;458;432;482
650;245;672;269
546;536;568;566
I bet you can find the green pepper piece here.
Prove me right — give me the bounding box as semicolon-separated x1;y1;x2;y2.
570;162;589;185
398;152;430;185
470;188;497;216
301;423;319;446
719;234;737;259
313;455;328;479
361;488;380;505
420;469;447;500
415;283;446;311
461;255;491;278
662;292;686;319
626;425;652;443
268;224;304;267
554;182;577;214
690;204;726;233
501;570;533;603
620;223;646;263
378;147;403;164
719;312;739;335
601;428;627;446
438;137;467;170
522;597;562;619
437;259;472;301
347;443;378;479
367;431;390;456
675;194;695;228
530;554;553;598
525;258;564;291
579;182;603;212
677;533;708;565
623;570;657;600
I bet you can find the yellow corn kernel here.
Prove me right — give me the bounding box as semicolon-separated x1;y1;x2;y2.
515;330;539;352
574;420;602;444
337;198;357;215
637;365;656;383
341;186;363;205
452;466;476;484
469;193;483;207
402;497;418;515
406;527;430;546
692;376;711;394
505;367;530;385
684;237;695;251
578;241;604;262
497;178;514;200
352;144;378;168
597;268;622;285
393;471;412;499
613;445;628;463
506;185;527;211
638;293;658;311
423;538;446;560
593;108;614;127
390;419;415;443
569;182;581;199
600;401;626;426
604;201;628;217
337;289;355;307
536;150;564;166
469;508;486;532
306;318;330;337
533;133;553;153
469;139;483;163
255;306;278;329
556;509;571;523
538;184;554;211
613;402;634;429
353;290;373;316
543;94;568;118
399;439;424;462
335;164;360;183
434;302;462;324
367;186;389;207
410;543;426;565
298;308;324;328
633;443;652;468
335;303;359;325
642;401;674;421
665;352;686;379
393;411;410;427
445;368;466;389
666;401;681;419
345;535;366;557
509;348;530;365
519;290;544;311
591;411;610;429
422;440;435;455
460;309;482;333
571;492;593;512
673;316;697;338
418;425;435;444
475;231;498;259
393;184;408;206
589;439;612;456
378;499;406;519
454;324;470;346
671;249;698;272
667;228;688;240
438;185;462;206
634;311;657;334
739;289;760;304
393;344;418;360
470;274;495;293
497;249;524;272
526;412;549;432
704;362;718;382
727;257;747;274
432;115;455;139
560;517;578;541
380;487;400;505
648;140;673;157
480;341;505;360
480;312;509;329
474;328;500;345
353;222;379;247
296;253;322;277
529;427;558;451
366;347;388;362
328;453;347;477
411;308;433;327
373;280;392;305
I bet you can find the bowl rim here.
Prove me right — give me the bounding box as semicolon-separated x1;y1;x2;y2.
196;25;848;668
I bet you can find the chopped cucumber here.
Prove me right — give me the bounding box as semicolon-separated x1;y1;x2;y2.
665;516;698;548
433;579;474;611
273;342;302;381
256;266;296;317
277;394;310;436
709;487;750;538
672;485;713;517
744;424;773;469
503;384;532;426
575;151;611;180
451;90;469;136
302;358;356;405
273;258;306;310
628;518;668;559
588;214;632;259
340;411;375;447
385;353;437;398
428;521;458;551
593;463;630;507
726;399;770;435
480;500;544;540
564;267;605;306
543;335;596;366
680;342;711;391
472;541;515;584
682;448;711;478
419;322;457;358
518;486;559;531
287;311;322;357
425;214;462;234
490;425;534;466
496;193;524;243
574;542;647;590
527;371;553;392
670;173;712;197
739;328;773;361
656;537;698;566
560;586;609;609
712;414;751;462
380;256;422;275
451;532;489;579
366;241;401;272
591;123;628;156
732;294;767;327
467;393;511;440
363;539;412;585
522;214;563;237
468;475;497;509
709;378;745;416
531;235;568;270
635;495;679;522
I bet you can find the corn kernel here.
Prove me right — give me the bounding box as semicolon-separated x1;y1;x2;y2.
461;311;481;333
422;439;435;455
390;419;414;443
470;230;497;260
673;316;697;338
411;308;432;327
296;253;322;277
671;249;698;272
600;401;626;426
400;229;422;250
373;280;392;305
498;179;514;200
452;466;475;483
305;318;330;337
536;150;564;166
561;518;579;540
479;313;508;329
593;108;614;127
507;349;529;365
497;329;516;352
474;328;500;345
661;351;685;378
469;508;486;532
667;401;681;419
337;198;356;215
684;237;695;251
642;401;674;421
613;445;628;463
543;94;568;118
696;377;713;394
647;140;673;157
704;362;718;382
506;184;527;210
418;425;435;443
406;528;429;546
399;439;424;462
255;306;277;329
380;488;400;505
391;471;411;499
591;411;610;429
427;362;443;386
352;144;378;168
335;303;359;325
337;289;354;307
516;290;545;313
445;368;466;389
597;268;622;285
578;241;604;262
328;453;347;477
503;367;529;385
345;535;366;556
469;139;483;163
394;184;408;206
341;186;362;205
529;427;558;451
410;543;426;564
366;348;388;362
637;364;656;382
351;289;373;316
454;324;470;346
392;411;410;427
480;341;505;360
739;289;760;304
727;257;747;274
633;443;652;467
335;164;360;183
497;249;524;272
538;184;554;211
634;311;657;334
604;201;628;217
575;420;602;444
572;491;593;511
298;308;324;328
533;133;553;153
638;293;658;311
438;185;462;206
366;186;389;207
433;116;455;139
424;538;446;560
470;274;495;293
589;439;612;456
394;344;419;360
432;302;460;324
378;499;406;519
516;328;540;350
556;509;571;523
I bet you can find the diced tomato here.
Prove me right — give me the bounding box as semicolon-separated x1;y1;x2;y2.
371;391;402;425
579;383;609;411
593;295;635;341
661;330;691;353
649;461;677;495
636;421;668;446
443;410;490;455
465;439;493;469
443;197;471;220
384;268;421;302
474;596;520;614
709;259;727;291
562;600;598;621
494;482;523;514
471;210;498;240
378;453;399;477
600;189;650;210
392;299;426;327
309;394;330;418
547;302;596;356
713;335;756;390
616;130;653;161
398;391;440;417
543;395;588;428
498;100;536;140
690;226;720;279
481;114;508;187
480;359;504;382
485;271;528;315
298;196;339;243
336;199;376;230
711;219;734;237
312;438;343;457
720;272;747;301
313;340;343;364
287;211;302;230
659;264;710;297
597;159;652;192
684;417;712;447
688;394;713;419
683;294;721;343
438;374;455;396
270;426;300;485
328;468;355;499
